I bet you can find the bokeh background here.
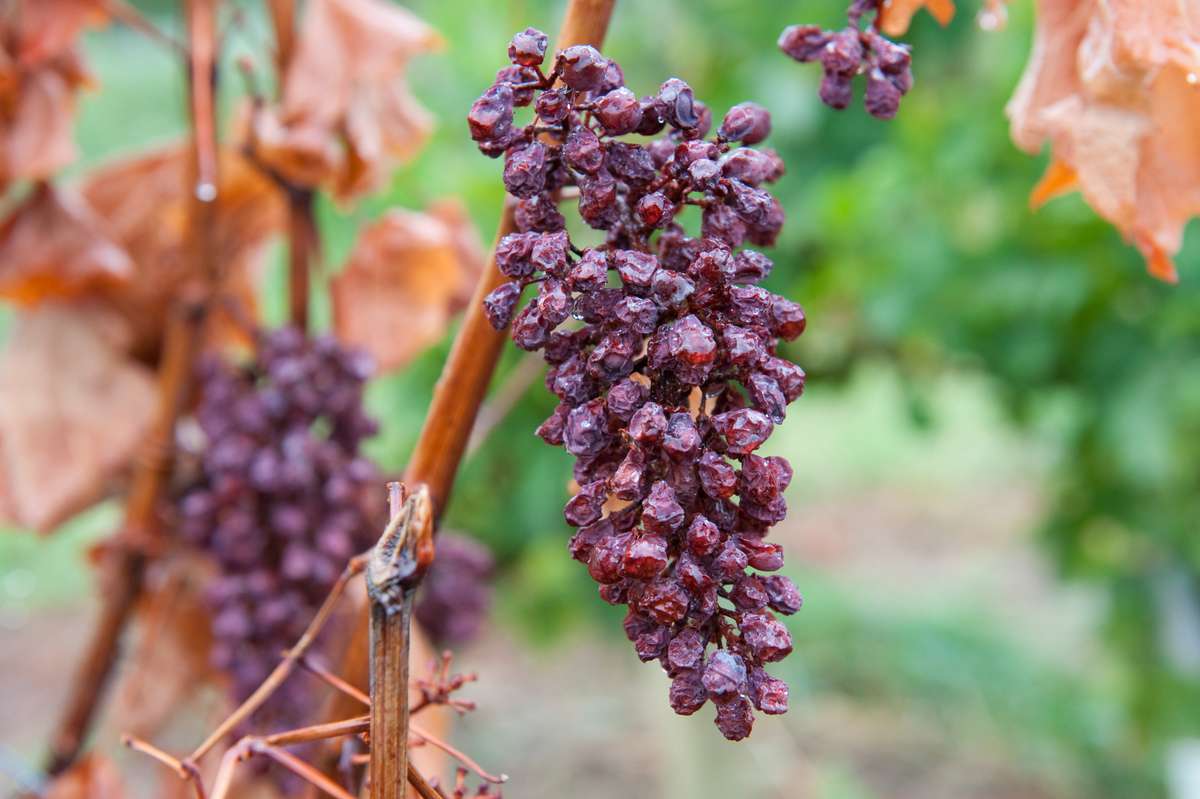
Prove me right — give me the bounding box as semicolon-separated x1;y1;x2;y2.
4;0;1200;797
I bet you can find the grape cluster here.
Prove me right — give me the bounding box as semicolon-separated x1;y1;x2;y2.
178;326;382;733
778;0;914;119
472;30;804;740
469;27;784;247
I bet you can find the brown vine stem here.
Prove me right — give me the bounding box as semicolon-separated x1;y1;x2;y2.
403;0;617;519
367;483;434;799
103;0;184;51
44;0;221;776
405;764;441;799
260;0;318;332
287;188;318;330
318;2;618;787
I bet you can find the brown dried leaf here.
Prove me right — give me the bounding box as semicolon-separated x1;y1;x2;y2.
427;197;487;308
43;754;130;799
79;145;285;359
0;303;156;531
0;183;133;304
0;0;108;187
12;0;109;69
248;0;441;201
1008;0;1200;282
1028;156;1079;209
331;206;478;373
878;0;955;37
3;66;79;182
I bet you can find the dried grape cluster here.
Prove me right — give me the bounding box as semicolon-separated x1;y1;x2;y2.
472;29;805;740
178;326;381;732
778;0;914;119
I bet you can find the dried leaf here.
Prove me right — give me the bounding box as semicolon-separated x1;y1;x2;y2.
12;0;108;69
3;66;79;182
0;183;133;304
78;145;285;359
1028;156;1079;209
0;0;108;187
331;206;477;373
0;303;156;531
1008;0;1200;282
247;0;441;201
43;754;130;799
878;0;955;37
427;197;487;308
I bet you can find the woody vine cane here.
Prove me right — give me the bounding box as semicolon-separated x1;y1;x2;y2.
328;3;614;791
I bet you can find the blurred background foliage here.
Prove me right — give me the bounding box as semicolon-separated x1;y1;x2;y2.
5;0;1200;795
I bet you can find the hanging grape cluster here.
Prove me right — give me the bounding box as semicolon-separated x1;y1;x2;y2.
778;0;915;119
178;327;381;732
471;29;804;740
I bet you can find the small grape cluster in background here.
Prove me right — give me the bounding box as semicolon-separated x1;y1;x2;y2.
178;327;382;732
471;29;805;740
778;0;914;119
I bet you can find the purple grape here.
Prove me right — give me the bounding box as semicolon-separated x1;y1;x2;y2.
470;29;811;741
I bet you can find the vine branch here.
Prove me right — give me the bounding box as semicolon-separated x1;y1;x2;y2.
44;0;221;775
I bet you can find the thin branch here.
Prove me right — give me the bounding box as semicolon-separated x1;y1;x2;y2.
265;717;370;748
286;189;318;331
102;0;184;51
408;723;505;785
121;735;208;799
188;0;219;201
299;656;371;708
121;734;188;777
188;554;368;762
406;763;442;799
255;743;358;799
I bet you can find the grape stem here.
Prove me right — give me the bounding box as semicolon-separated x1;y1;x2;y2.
44;0;222;776
367;482;434;799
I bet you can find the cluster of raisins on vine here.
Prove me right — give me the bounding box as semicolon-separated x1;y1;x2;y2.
178;327;381;733
778;0;914;119
472;29;805;740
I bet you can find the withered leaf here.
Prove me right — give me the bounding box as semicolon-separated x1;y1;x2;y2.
1007;0;1200;282
427;197;486;309
43;754;130;799
3;67;79;183
878;0;955;37
330;204;481;374
247;0;441;201
0;303;156;532
78;145;285;359
0;0;108;188
12;0;108;69
0;183;133;305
